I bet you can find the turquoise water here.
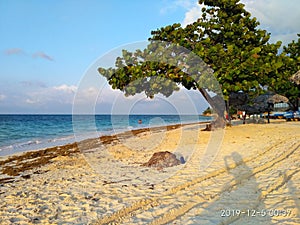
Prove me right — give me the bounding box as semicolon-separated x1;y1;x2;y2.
0;114;212;156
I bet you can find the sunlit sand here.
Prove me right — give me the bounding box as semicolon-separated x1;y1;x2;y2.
0;121;299;224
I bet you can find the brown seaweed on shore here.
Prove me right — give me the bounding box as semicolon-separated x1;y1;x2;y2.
99;123;196;145
0;121;206;181
0;143;79;177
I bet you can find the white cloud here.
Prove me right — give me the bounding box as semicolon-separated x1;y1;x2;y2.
0;94;6;101
74;86;102;105
25;99;37;104
182;4;203;27
0;80;209;114
241;0;300;31
84;76;209;114
180;0;300;45
160;0;194;14
0;83;82;113
160;0;202;27
25;84;78;105
92;84;207;115
240;0;300;44
53;84;77;93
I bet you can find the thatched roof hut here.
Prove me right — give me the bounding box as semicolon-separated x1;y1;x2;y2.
253;92;289;105
253;92;289;123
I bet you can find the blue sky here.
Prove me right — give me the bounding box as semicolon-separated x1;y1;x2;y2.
0;0;299;114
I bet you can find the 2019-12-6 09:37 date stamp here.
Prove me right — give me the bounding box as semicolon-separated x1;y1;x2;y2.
220;209;292;217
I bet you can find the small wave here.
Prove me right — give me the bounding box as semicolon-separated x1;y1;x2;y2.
14;140;42;148
47;135;75;143
0;140;42;156
0;145;13;152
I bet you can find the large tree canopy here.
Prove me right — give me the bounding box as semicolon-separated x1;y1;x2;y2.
98;0;294;127
149;0;282;99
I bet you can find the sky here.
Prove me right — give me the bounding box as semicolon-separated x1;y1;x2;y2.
0;0;299;114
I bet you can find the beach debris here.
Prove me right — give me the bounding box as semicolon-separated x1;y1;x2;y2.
0;177;15;184
142;151;181;169
179;156;185;164
21;174;31;179
202;123;213;131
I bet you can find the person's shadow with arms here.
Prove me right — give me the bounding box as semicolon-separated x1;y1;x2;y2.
192;152;273;225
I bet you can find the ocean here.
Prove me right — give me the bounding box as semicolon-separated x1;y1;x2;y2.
0;114;212;156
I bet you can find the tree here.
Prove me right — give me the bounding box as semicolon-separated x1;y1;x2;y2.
284;34;300;65
279;34;300;110
98;0;281;129
150;0;281;98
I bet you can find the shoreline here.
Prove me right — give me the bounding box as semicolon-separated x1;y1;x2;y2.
0;119;211;158
0;114;213;158
0;118;287;178
0;120;209;179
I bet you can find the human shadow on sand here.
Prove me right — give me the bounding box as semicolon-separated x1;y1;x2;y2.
188;152;273;225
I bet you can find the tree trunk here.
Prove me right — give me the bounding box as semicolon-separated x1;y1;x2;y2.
198;87;226;131
295;98;299;111
226;100;231;125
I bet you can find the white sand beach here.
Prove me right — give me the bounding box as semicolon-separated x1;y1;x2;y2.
0;121;299;224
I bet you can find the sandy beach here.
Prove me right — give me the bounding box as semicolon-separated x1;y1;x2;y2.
0;121;299;224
